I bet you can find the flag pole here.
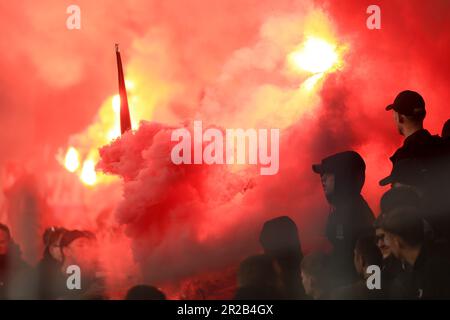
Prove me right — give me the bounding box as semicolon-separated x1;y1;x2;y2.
115;44;132;135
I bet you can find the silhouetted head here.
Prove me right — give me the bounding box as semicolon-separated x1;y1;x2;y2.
386;90;426;137
60;230;98;275
380;207;424;261
313;151;366;203
259;216;302;269
42;226;67;263
379;186;421;214
125;285;166;300
442;119;450;139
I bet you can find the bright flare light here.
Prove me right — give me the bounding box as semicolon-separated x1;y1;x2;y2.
289;37;339;74
61;78;138;186
112;94;121;113
80;159;97;186
64;147;80;172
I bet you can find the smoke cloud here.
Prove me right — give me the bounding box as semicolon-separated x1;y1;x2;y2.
1;0;449;298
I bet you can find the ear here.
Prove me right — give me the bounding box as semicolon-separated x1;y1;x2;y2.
398;114;405;124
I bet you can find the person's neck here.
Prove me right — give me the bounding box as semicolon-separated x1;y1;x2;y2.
402;245;422;266
403;126;423;139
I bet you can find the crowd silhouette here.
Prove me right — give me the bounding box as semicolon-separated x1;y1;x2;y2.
1;90;450;300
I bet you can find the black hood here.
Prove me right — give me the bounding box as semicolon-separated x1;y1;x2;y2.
313;151;366;203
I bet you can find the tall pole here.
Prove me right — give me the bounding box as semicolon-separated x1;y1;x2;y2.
115;44;132;134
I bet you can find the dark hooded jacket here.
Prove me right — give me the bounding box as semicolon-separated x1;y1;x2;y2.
314;151;374;287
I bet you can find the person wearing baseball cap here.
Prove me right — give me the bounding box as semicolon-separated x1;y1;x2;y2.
380;90;441;188
59;230;106;299
381;90;450;240
312;151;374;289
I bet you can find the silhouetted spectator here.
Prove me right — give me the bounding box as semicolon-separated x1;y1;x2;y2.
300;252;330;300
259;216;305;299
125;285;166;300
381;90;450;240
380;186;421;214
379;186;434;239
332;235;384;299
234;254;284;300
59;230;106;300
373;214;407;291
442;119;450;139
0;223;31;299
36;227;67;299
313;151;374;288
381;207;450;299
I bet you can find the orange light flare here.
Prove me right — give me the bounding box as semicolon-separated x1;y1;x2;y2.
80;159;97;186
64;147;80;173
288;36;345;91
59;79;138;187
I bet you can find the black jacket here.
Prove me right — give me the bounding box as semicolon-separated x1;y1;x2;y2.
326;195;374;287
391;243;450;299
390;129;450;238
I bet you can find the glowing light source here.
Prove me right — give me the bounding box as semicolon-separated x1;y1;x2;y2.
301;72;325;92
125;80;134;90
289;37;339;74
80;159;97;186
60;78;138;186
64;147;80;172
112;94;121;114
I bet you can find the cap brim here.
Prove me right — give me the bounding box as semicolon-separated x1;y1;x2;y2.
385;104;394;111
379;176;392;186
312;164;322;174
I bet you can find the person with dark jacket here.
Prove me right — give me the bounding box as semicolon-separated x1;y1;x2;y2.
373;214;409;296
259;216;305;299
0;223;32;299
381;90;450;240
234;254;285;300
381;207;450;299
331;235;385;299
313;151;375;288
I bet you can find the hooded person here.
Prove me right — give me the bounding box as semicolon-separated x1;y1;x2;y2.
259;216;305;299
312;151;374;288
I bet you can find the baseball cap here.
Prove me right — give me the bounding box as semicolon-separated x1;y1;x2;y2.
379;158;426;186
60;230;96;248
385;90;425;116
